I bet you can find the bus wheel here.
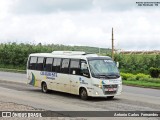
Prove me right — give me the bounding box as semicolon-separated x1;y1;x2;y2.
80;88;88;100
106;96;114;100
41;82;48;93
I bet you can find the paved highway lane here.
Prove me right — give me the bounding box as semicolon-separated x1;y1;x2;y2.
0;71;27;83
0;71;160;119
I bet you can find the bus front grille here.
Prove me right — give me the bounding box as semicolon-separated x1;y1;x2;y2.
103;84;118;95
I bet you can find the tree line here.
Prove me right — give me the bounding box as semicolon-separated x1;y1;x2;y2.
0;42;159;74
114;54;160;74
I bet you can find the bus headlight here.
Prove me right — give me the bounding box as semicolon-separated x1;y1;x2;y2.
93;84;102;89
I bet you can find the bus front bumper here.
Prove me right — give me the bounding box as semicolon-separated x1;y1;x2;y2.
87;83;122;97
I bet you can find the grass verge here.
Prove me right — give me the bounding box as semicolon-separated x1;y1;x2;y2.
0;68;26;73
123;80;160;89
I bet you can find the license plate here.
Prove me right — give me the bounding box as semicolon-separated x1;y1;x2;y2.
105;88;117;91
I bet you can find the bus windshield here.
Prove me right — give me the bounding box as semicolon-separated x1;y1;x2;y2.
88;59;120;79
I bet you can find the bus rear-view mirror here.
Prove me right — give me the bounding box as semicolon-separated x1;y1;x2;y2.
116;62;119;68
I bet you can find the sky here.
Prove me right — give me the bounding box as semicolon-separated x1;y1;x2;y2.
0;0;160;50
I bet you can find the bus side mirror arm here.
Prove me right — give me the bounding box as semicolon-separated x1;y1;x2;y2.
83;73;89;77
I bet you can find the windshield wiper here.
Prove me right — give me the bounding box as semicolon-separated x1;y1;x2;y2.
92;74;106;79
93;74;120;79
105;74;120;79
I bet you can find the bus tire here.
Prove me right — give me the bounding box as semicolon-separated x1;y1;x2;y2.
41;82;48;93
106;96;114;100
80;88;88;100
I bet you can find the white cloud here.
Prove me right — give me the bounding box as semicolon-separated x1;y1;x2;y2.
0;0;160;50
10;0;93;14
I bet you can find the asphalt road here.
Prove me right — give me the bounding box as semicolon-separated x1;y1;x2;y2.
0;71;160;120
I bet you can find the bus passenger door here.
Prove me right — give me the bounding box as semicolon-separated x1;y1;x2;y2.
70;74;80;94
70;59;91;95
69;59;81;94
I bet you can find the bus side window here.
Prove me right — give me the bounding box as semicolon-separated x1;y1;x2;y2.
45;58;53;72
52;58;61;73
36;57;44;71
69;59;80;75
29;57;37;70
61;59;70;74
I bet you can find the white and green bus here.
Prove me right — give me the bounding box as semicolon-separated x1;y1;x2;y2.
27;51;122;100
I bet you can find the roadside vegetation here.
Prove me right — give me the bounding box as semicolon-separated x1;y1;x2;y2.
121;72;160;89
0;42;160;88
114;54;160;74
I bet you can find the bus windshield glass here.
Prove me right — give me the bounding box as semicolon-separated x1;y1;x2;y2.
88;59;120;79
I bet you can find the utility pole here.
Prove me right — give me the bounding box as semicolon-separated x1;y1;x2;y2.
112;27;114;60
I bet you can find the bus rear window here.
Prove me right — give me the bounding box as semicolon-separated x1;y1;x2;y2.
29;57;37;70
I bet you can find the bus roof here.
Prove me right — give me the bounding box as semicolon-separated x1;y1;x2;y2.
29;51;112;60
